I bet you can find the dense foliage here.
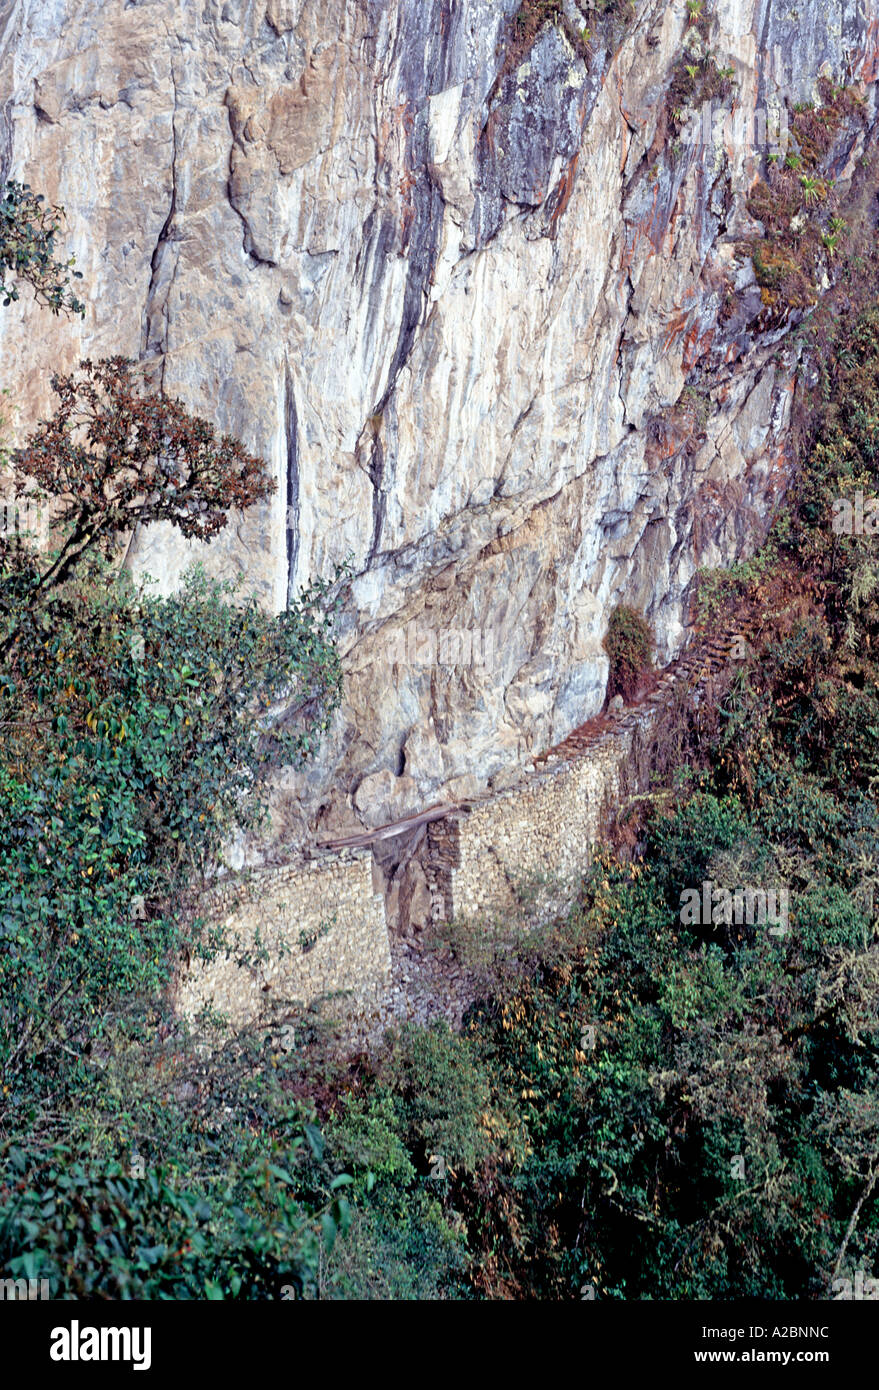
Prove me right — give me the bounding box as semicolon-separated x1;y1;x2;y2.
0;560;346;1085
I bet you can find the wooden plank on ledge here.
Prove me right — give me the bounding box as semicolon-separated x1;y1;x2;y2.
315;801;463;850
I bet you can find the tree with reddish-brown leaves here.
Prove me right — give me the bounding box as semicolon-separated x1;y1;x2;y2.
10;355;275;601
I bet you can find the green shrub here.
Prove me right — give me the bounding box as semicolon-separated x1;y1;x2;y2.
0;1140;324;1299
0;181;84;316
380;1023;494;1178
603;603;653;701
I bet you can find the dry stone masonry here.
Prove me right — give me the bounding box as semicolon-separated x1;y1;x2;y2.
176;847;389;1028
426;728;636;929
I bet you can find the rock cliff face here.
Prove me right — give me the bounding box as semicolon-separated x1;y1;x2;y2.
1;0;878;852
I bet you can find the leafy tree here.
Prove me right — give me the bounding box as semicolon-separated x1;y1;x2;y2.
0;351;346;1096
0;180;85;316
4;357;275;626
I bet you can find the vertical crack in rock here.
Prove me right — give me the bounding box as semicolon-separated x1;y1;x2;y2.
227;185;277;267
366;175;444;565
223;88;278;267
0;98;11;186
366;423;385;572
284;360;300;606
363;0;452;565
141;62;179;389
355;0;476;566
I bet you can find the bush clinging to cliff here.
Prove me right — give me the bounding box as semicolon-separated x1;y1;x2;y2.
603;603;654;702
0;180;85;317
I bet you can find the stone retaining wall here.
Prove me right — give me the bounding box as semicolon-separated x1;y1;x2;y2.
427;726;636;926
175;848;390;1029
